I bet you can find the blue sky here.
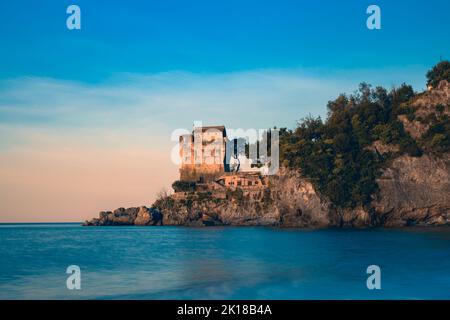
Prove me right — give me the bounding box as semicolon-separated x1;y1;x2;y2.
0;0;449;82
0;0;449;221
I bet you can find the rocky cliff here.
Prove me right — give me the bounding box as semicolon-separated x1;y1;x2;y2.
84;153;450;228
84;206;163;226
84;81;450;228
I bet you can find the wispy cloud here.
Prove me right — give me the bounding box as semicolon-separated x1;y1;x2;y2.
0;66;428;149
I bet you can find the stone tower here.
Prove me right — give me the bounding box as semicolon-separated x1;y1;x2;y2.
179;125;228;182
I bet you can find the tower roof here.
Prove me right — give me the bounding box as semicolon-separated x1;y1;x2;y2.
194;125;226;136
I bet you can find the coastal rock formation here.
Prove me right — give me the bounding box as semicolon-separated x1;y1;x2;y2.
83;152;450;227
83;81;450;228
83;152;450;228
83;206;162;226
83;150;450;228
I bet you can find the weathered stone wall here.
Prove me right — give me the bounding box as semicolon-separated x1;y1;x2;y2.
180;164;225;182
179;126;227;182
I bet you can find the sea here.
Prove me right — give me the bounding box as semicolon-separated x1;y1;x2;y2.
0;223;449;299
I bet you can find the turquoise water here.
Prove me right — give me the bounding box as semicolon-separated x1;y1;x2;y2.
0;223;449;299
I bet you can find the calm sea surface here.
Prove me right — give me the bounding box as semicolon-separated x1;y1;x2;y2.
0;223;449;299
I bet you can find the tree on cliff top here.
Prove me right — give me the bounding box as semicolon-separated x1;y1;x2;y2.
280;79;424;208
427;60;450;88
281;62;450;209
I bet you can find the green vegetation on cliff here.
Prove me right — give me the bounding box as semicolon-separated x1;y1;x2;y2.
427;60;450;88
418;106;450;155
172;180;197;192
279;61;450;209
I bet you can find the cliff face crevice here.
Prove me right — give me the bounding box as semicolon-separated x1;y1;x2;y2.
372;153;450;226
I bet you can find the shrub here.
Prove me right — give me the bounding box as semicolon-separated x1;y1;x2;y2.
279;79;426;208
172;180;196;192
426;60;450;88
420;116;450;154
